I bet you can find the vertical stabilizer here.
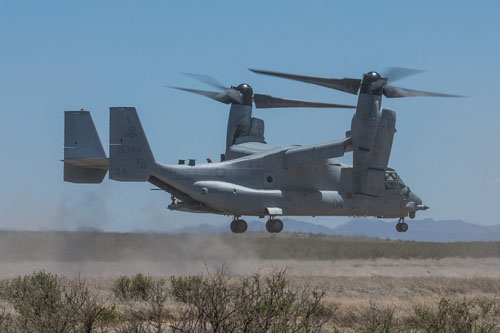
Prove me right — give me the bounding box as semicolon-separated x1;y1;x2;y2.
109;107;155;181
63;110;108;183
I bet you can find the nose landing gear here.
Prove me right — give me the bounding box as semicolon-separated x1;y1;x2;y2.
266;218;284;233
396;217;408;232
230;217;248;233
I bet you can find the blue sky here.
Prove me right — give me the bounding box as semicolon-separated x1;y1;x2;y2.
0;1;499;231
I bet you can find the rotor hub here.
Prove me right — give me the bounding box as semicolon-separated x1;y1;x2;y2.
233;83;253;105
366;71;382;81
360;71;386;95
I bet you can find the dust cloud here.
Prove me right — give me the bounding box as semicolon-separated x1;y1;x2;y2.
2;258;500;278
1;230;500;278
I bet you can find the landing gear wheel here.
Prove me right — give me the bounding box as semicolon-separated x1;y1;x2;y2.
266;219;284;233
396;217;408;233
230;219;247;233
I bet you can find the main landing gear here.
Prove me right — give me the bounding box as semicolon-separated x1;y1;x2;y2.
266;218;283;233
230;216;284;233
396;217;408;232
230;217;248;233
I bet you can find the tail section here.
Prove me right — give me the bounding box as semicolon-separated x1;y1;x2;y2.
63;110;108;183
109;107;155;181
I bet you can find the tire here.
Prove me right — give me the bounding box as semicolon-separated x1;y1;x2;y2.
273;219;284;233
238;219;248;233
400;222;408;232
266;219;284;233
266;219;274;233
230;220;239;233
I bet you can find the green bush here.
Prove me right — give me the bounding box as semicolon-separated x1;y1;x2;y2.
411;298;500;332
112;273;155;301
5;271;76;332
4;271;114;332
112;274;170;332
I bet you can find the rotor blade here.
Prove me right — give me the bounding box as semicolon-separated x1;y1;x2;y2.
181;73;227;90
383;67;425;83
253;94;356;109
168;86;232;104
383;85;464;98
249;68;361;95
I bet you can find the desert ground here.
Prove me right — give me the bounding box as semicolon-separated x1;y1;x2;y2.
2;231;500;331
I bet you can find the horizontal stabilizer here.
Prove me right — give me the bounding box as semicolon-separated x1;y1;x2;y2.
64;164;107;183
62;158;108;169
63;110;108;183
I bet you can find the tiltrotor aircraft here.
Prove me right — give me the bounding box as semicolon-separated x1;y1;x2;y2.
62;68;459;233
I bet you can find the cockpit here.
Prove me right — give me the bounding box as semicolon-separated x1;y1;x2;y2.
384;168;406;190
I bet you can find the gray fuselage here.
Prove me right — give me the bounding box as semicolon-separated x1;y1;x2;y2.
154;146;420;218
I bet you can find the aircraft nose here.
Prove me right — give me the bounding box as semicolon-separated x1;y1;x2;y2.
409;191;422;206
406;190;429;213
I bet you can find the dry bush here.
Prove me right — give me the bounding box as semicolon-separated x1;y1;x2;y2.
67;278;116;333
114;304;149;333
0;304;9;330
410;297;500;332
169;267;330;332
112;274;171;333
357;302;396;333
147;278;172;333
4;270;500;332
3;271;114;332
170;268;236;332
232;270;332;332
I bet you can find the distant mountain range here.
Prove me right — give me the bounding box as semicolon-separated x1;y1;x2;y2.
170;218;500;242
5;218;499;243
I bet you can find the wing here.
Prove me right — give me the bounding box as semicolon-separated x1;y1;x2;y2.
225;142;283;160
283;138;352;168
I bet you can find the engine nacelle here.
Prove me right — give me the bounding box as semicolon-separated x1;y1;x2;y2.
352;107;396;196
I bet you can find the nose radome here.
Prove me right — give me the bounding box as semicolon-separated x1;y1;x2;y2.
409;191;423;206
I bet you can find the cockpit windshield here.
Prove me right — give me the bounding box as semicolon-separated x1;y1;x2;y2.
384;170;406;190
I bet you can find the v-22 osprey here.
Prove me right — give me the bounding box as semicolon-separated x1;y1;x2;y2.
62;68;460;233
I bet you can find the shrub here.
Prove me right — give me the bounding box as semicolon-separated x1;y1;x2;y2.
112;273;155;301
146;278;171;333
169;267;330;333
0;304;8;330
411;298;500;332
112;275;131;300
4;271;114;333
233;270;331;332
66;278;116;333
170;267;235;332
4;271;77;332
113;275;170;332
114;305;149;333
357;302;396;333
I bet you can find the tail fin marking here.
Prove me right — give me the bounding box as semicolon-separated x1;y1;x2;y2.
109;107;155;182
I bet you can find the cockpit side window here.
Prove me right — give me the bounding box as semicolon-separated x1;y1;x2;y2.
385;171;405;190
